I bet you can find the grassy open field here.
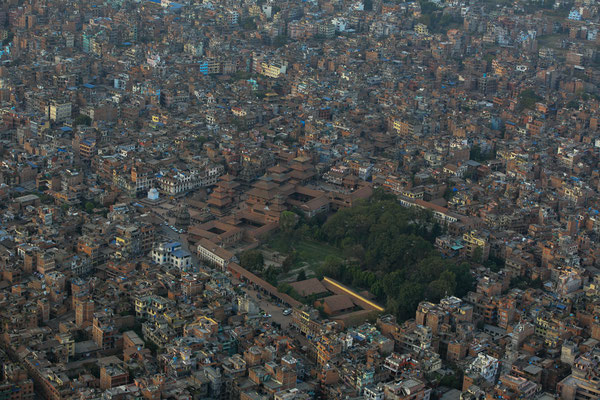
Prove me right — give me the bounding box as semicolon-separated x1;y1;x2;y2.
264;232;343;278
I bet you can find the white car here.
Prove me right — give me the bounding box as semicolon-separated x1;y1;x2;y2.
282;309;292;316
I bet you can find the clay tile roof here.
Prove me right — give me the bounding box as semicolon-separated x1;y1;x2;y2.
289;278;329;297
322;294;354;312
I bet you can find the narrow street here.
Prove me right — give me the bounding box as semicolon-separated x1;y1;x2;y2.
242;284;292;329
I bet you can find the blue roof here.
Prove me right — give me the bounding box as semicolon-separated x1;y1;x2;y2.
165;242;181;250
173;249;191;258
61;126;73;132
83;83;96;89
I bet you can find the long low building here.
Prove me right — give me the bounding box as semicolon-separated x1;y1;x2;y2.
227;263;302;308
321;277;384;312
197;238;237;269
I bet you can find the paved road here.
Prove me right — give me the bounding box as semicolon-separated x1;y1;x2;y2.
158;223;199;264
231;279;292;329
158;222;299;333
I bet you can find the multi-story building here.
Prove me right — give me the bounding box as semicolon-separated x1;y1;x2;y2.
47;101;72;123
79;139;97;159
383;378;431;400
465;353;499;385
151;242;192;270
134;295;171;320
315;337;342;366
157;165;224;196
75;299;94;327
100;365;129;390
558;351;600;400
92;311;116;350
114;223;154;259
197;239;237;270
260;61;287;78
462;230;491;261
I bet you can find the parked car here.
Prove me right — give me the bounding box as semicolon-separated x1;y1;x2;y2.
283;309;292;316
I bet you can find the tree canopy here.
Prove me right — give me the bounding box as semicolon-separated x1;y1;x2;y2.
74;114;92;127
517;89;542;111
279;210;298;233
239;250;264;273
314;190;474;320
418;1;463;34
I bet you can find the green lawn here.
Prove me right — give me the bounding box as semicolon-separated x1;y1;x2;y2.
536;34;563;49
295;240;343;268
265;233;343;274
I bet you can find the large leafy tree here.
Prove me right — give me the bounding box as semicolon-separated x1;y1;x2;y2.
316;193;473;321
239;250;264;273
279;211;298;233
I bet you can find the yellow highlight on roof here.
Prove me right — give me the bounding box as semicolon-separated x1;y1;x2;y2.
323;277;384;312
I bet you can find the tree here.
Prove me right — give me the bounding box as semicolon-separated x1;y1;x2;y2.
263;266;279;285
279;211;298;233
517;89;542;111
241;17;257;30
265;192;476;322
273;35;287;48
319;256;344;279
450;262;475;297
73;114;92;127
40;193;54;205
232;118;248;131
439;370;463;390
297;270;307;281
443;187;455;201
2;32;13;46
370;281;384;300
85;201;95;214
240;250;264;273
470;144;482;161
278;283;293;294
531;277;543;289
282;251;297;273
426;270;456;303
395;282;425;320
472;246;483;263
146;341;159;356
86;363;100;378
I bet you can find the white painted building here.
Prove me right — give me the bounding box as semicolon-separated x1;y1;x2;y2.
466;353;499;383
151;242;191;269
